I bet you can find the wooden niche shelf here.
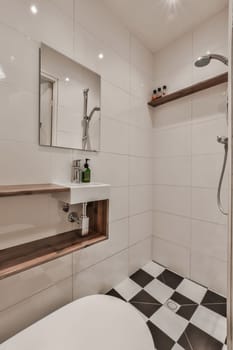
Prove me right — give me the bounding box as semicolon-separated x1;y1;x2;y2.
0;184;69;197
0;199;109;280
148;72;228;108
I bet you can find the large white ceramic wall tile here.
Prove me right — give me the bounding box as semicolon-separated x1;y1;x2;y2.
153;156;191;186
192;154;228;188
129;237;152;275
91;153;129;187
110;187;129;222
101;80;130;124
153;185;191;217
130;36;153;75
101;117;129;155
129;126;152;157
191;219;227;261
0;256;72;311
129;156;153;186
153;212;191;248
191;118;227;155
191;187;228;225
191;252;227;295
73;250;128;299
191;84;227;124
75;0;130;62
152;96;192;129
0;277;72;343
129;185;152;216
130;95;153;130
152;237;190;278
129;211;152;245
153;125;191;157
154;32;193;93
73;218;129;273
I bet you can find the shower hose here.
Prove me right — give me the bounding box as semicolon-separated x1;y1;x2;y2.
217;138;228;216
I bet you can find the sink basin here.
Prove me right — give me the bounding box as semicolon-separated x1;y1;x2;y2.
53;182;110;204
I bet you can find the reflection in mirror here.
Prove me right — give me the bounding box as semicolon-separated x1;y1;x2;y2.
39;44;101;151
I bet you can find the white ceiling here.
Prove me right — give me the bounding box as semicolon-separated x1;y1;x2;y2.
103;0;228;52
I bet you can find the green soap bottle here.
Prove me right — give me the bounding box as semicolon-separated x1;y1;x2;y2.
82;159;91;183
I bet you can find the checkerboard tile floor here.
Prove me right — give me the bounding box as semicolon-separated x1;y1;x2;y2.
106;261;227;350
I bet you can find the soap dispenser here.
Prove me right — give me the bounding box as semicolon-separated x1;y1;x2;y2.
82;159;91;183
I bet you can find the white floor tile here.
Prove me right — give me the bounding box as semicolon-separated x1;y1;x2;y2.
142;261;165;278
114;278;141;301
172;344;185;350
176;278;207;303
191;305;227;343
150;306;188;341
145;278;174;304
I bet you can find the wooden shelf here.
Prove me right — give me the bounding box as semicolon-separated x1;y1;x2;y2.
148;72;228;108
0;184;69;197
0;230;107;280
0;199;109;280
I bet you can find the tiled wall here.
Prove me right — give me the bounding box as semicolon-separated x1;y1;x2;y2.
152;9;229;296
0;0;153;342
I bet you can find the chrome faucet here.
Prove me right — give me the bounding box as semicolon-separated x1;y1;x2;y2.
72;159;82;183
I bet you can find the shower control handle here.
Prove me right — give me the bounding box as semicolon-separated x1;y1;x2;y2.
217;136;228;145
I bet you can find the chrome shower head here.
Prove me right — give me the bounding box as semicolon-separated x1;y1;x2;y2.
195;54;228;67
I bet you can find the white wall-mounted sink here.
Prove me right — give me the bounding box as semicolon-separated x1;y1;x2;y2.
53;182;110;204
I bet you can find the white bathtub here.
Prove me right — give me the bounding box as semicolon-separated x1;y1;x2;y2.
0;295;154;350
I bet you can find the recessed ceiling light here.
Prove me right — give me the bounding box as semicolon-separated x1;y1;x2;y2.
10;55;15;62
30;5;38;14
65;77;70;82
98;53;104;60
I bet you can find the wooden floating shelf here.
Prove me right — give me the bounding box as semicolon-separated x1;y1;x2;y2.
0;184;69;197
0;199;109;280
0;231;107;280
148;72;228;108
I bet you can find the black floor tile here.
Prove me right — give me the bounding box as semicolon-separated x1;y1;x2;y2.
131;301;161;318
177;305;198;321
130;269;154;287
171;291;197;306
147;321;175;350
106;289;126;301
202;290;226;304
202;302;226;318
178;324;223;350
157;269;183;289
130;289;161;304
178;332;192;350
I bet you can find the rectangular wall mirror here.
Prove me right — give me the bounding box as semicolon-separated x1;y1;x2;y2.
39;44;101;151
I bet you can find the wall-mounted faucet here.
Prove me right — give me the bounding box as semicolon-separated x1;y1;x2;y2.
82;88;100;150
68;203;89;236
72;159;82;183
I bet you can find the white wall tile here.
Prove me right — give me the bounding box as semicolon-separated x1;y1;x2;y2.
191;252;227;295
73;218;129;273
154;156;191;186
129;211;152;245
110;187;129;222
129;156;152;186
153;185;191;217
75;0;130;62
153;212;191;248
152;237;190;278
192;154;228;188
129;237;152;275
101;118;129;155
0;256;72;311
191;187;228;225
129;126;152;157
73;250;128;299
191;219;227;261
129;185;152;216
0;277;72;343
153;125;191;157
